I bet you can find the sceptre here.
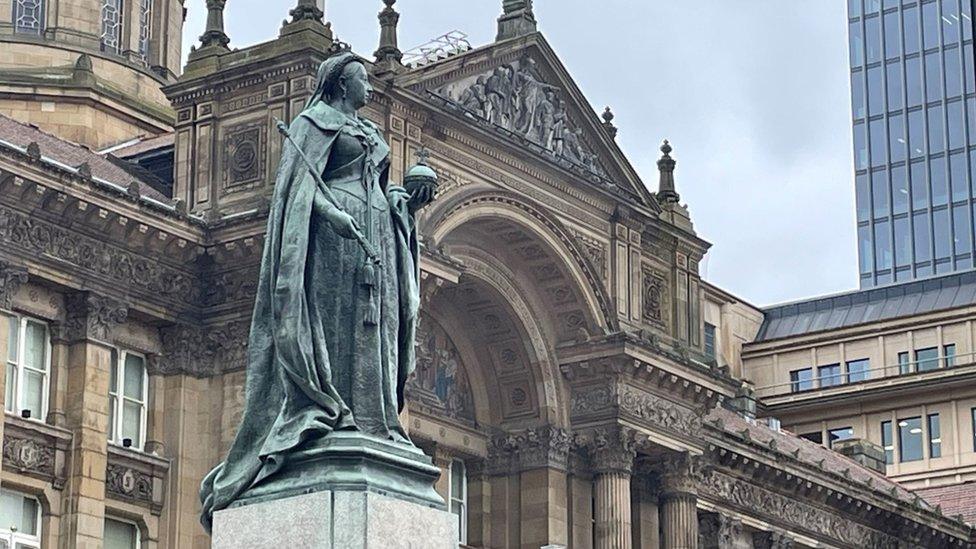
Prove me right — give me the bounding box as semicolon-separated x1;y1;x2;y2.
274;118;381;266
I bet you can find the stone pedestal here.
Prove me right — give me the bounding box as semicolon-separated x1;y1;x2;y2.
212;490;458;549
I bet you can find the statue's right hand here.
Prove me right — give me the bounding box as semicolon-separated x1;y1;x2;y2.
326;210;361;240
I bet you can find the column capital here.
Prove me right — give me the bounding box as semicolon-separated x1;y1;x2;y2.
0;260;28;310
489;426;573;473
587;426;638;476
657;451;706;498
752;531;795;549
60;292;128;344
699;512;743;549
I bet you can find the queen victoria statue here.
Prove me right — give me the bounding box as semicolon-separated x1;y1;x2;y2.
200;51;442;530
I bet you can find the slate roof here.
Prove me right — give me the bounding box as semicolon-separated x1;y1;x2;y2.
0;114;170;202
755;270;976;342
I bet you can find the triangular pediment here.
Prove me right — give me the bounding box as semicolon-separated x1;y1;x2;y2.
395;34;657;209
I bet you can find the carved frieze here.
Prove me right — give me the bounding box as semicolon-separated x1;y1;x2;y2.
156;320;249;377
105;445;168;515
62;292;128;342
3;436;54;476
0;260;28;309
489;426;574;473
435;56;606;177
699;470;901;549
0;205;197;308
106;463;154;502
570;382;703;438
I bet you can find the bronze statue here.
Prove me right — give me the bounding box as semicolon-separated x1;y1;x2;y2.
199;51;436;529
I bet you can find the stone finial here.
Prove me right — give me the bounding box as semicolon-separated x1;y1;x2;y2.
601;106;618;139
198;0;230;50
374;0;403;67
657;140;680;205
289;0;324;24
497;0;537;41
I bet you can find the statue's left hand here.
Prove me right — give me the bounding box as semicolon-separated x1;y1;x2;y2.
407;184;436;212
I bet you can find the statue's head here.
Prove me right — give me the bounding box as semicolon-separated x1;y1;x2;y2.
311;52;374;110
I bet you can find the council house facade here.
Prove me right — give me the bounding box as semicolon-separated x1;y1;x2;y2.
0;1;974;548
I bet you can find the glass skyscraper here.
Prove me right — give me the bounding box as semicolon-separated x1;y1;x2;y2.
850;0;976;287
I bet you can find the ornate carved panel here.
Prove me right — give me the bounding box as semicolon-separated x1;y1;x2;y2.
105;445;169;515
62;292;128;342
3;436;54;476
2;417;71;488
570;382;702;438
0;260;28;309
642;267;668;327
223;121;267;190
156;320;249;377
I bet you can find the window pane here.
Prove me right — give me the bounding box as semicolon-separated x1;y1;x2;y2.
882;420;893;463
965;0;973;40
928;413;942;458
850;0;862;17
23;322;45;372
451;460;465;497
884;11;901;58
866;16;882;64
909;109;926;158
954;204;971;255
123;354;144;400
855;123;869;169
866;0;880;14
853;71;866;119
899;351;912;374
925;51;942;102
22;370;43;419
819;364;843;387
893;165;909;214
899;416;924;461
923;1;940;49
946;48;962;98
5;316;17;364
828;427;854;448
951;152;969;200
876;219;893;269
108;394;117;442
851;21;865;66
887;62;903;112
942;0;960;43
100;0;123;54
122;400;142;445
945;343;956;367
904;6;921;54
870;118;887;166
890;113;906;163
799;431;823;444
914;211;932;261
906;57;923;107
0;490;38;536
859;225;875;273
857;174;871;221
934;208;951;258
5;363;15;413
932;158;949;205
104;518;138;549
704;323;716;358
109;358;119;396
895;216;912;266
873;169;890;217
868;66;885;117
969;98;976;141
966;47;975;94
948;101;965;150
847;358;871;382
790;368;814;392
916;346;940;371
13;0;45;35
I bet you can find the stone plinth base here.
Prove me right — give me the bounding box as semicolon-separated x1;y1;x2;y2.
212;490;458;548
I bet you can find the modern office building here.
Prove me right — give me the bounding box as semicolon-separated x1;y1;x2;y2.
850;0;976;287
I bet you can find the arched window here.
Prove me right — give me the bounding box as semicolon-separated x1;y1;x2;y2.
138;0;153;61
100;0;124;54
13;0;44;35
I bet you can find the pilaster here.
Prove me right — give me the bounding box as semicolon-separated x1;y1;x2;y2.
58;292;128;549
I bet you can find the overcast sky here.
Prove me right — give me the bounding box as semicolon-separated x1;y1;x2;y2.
182;1;856;308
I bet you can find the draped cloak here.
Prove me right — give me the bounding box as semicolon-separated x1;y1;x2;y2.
199;101;421;530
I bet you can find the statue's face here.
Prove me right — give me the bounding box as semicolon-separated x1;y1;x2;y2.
343;62;373;109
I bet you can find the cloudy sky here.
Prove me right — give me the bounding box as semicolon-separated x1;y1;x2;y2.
182;1;856;308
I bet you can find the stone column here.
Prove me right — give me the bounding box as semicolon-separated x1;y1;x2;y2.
58;292;128;549
465;460;491;548
590;427;637;549
631;471;659;549
659;453;703;549
698;512;742;549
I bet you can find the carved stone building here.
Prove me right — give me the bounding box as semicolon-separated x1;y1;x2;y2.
0;1;974;548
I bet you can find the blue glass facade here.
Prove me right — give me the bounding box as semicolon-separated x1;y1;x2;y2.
850;0;976;287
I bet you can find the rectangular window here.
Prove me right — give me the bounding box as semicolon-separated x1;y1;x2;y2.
851;20;865;67
819;364;843;387
859;224;874;274
704;322;716;358
884;10;901;59
889;113;907;163
875;219;893;269
108;350;147;449
927;104;945;154
932;158;949;206
928;413;941;458
0;489;40;548
922;1;940;49
847;358;871;382
790;368;814;392
898;416;924;461
104;517;140;549
972;407;976;452
872;169;890;217
13;0;44;35
908;109;926;158
881;420;894;464
886;62;903;112
953;204;971;256
942;0;961;43
943;343;956;367
3;314;50;421
449;459;467;545
855;122;869;170
894;216;912;267
925;51;944;103
913;211;932;262
853;70;867;119
849;0;862;18
868;66;885;118
946;47;962;98
934;208;951;259
866;15;882;64
948;102;966;151
906;56;923;108
857;173;871;221
892;165;909;215
828;426;854;448
138;0;152;61
966;47;975;94
799;431;823;445
950;152;968;200
915;346;940;371
100;0;123;54
904;5;921;54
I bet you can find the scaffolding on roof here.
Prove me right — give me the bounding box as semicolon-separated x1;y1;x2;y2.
402;31;472;68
